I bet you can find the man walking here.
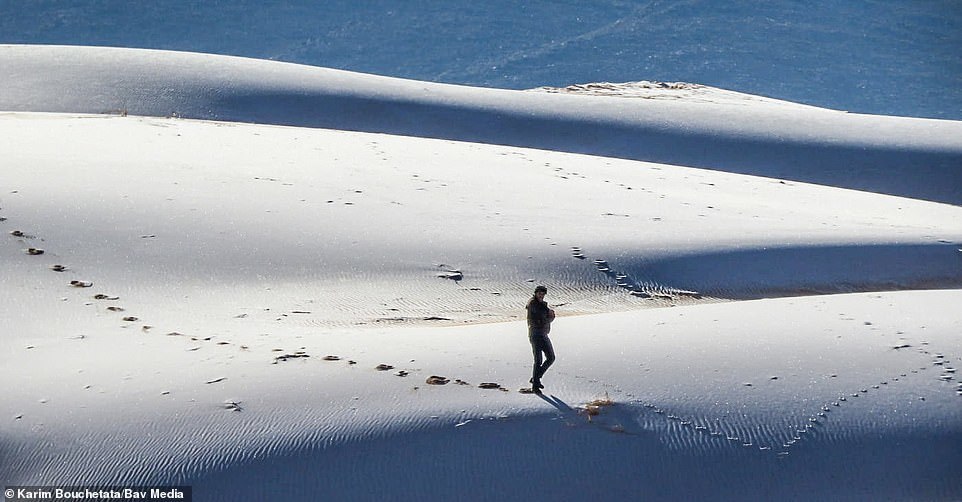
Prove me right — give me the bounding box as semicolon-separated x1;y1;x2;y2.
526;285;556;393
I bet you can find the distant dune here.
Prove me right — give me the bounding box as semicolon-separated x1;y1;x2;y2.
2;45;961;204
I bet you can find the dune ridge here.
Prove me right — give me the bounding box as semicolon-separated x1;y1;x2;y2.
2;113;960;328
2;45;961;204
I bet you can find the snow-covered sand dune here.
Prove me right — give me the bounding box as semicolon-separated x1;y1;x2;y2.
1;46;961;500
2;114;960;325
2;45;961;204
4;289;961;500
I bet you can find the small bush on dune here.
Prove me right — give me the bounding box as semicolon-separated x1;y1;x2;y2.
587;392;614;408
581;392;615;421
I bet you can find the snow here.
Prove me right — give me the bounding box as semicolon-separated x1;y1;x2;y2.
1;46;961;501
3;45;962;204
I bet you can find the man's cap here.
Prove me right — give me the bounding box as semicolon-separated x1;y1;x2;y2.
534;285;548;293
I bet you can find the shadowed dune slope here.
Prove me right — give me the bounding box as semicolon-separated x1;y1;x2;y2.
2;45;961;204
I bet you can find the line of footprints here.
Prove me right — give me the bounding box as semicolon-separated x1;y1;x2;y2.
4;214;528;395
5;219;247;355
623;358;959;459
911;343;960;396
273;352;524;393
570;246;703;301
10;225;170;331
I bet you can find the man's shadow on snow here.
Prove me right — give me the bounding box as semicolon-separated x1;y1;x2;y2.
537;393;575;415
535;392;650;438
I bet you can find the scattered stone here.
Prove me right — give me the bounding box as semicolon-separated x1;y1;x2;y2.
274;352;309;363
478;382;501;389
26;248;44;255
396;371;409;377
348;360;357;365
519;387;537;394
426;375;449;385
106;306;125;312
122;316;139;322
50;264;67;272
205;377;227;384
454;379;470;386
438;270;463;281
222;401;242;412
322;355;342;361
70;280;93;288
10;230;24;237
376;364;394;371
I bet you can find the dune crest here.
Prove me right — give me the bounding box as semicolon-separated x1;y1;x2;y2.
2;44;961;203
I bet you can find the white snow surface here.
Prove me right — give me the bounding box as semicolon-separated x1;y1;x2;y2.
2;44;962;204
1;46;961;501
